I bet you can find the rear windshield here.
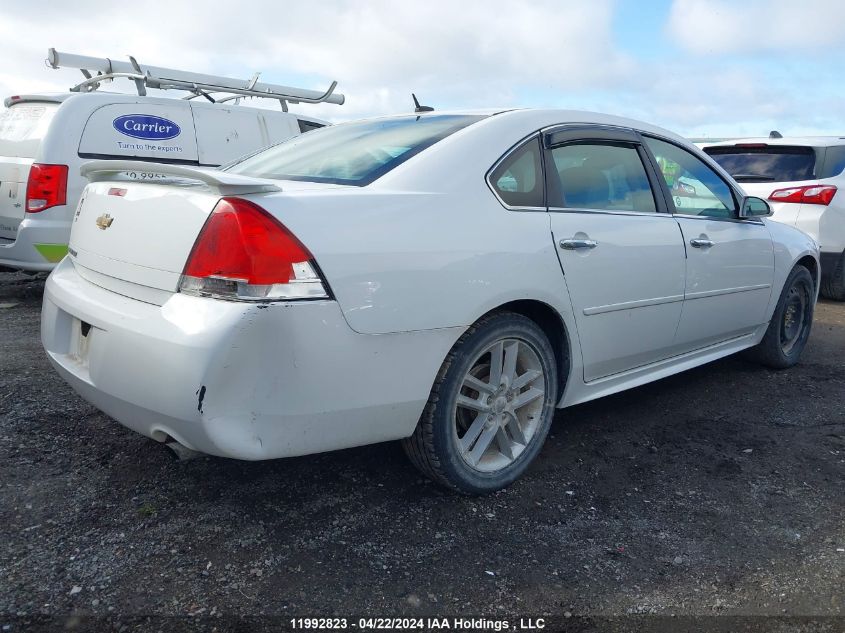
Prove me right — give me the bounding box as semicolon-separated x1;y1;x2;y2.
705;145;816;183
0;103;59;158
226;114;486;186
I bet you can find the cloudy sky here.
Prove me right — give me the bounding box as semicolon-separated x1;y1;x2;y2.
1;0;844;137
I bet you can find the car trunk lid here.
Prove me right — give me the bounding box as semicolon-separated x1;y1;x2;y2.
70;161;280;296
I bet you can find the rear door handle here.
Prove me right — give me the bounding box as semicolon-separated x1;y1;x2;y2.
690;238;714;248
559;239;598;250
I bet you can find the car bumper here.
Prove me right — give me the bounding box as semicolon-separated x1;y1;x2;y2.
0;216;70;271
42;258;461;460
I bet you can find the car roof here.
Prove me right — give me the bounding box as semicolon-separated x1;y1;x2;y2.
355;108;691;144
702;136;845;149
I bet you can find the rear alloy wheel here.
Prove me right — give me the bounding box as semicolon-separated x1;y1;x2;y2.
402;312;559;494
745;265;814;369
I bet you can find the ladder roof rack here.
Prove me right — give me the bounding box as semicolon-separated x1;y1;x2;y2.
46;48;345;109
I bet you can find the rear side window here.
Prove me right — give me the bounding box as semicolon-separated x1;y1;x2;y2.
227;114;485;186
705;145;816;182
0;103;59;158
548;143;656;213
489;138;544;207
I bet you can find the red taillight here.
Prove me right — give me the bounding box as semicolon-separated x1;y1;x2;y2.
769;185;837;206
25;163;68;213
179;197;328;301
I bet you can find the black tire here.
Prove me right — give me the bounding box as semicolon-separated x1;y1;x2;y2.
402;312;559;494
744;265;815;369
820;253;845;301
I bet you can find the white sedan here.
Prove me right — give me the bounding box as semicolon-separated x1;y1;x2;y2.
41;109;819;494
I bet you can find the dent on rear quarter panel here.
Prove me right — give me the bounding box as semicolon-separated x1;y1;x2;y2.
193;301;465;459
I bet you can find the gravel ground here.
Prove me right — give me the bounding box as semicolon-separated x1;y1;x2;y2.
1;271;843;632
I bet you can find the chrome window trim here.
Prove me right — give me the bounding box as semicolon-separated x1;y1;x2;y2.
547;207;670;218
672;212;765;226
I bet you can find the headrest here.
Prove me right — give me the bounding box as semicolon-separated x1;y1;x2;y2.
558;166;610;208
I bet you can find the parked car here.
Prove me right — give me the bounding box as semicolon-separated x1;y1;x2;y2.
0;49;340;272
41;110;819;494
702;137;845;299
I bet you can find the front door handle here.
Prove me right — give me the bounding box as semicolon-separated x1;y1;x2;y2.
690;238;714;248
559;239;598;250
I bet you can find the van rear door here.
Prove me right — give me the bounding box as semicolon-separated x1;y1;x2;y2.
0;101;59;240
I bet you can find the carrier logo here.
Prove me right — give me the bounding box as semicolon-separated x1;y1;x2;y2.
96;213;114;230
113;114;181;140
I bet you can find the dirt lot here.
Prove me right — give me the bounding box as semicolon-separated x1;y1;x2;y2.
1;271;843;631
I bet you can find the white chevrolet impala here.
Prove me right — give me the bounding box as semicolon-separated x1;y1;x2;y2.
41;110;819;494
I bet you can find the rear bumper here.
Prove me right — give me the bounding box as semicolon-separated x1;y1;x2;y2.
41;258;460;460
0;215;70;271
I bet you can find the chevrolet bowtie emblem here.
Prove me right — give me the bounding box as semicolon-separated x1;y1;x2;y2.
96;213;114;230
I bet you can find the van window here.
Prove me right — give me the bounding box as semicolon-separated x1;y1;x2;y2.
821;146;845;178
298;119;324;134
0;103;59;158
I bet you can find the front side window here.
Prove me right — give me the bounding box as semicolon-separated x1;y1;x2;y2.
646;137;736;218
227;114;485;186
489;138;544;207
548;143;657;213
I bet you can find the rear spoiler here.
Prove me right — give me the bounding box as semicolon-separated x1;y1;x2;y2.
80;160;281;196
4;94;67;107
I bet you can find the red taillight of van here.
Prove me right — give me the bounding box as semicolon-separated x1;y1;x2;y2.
178;197;329;301
25;163;69;213
769;185;837;206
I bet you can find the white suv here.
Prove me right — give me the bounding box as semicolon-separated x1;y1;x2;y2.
703;138;845;299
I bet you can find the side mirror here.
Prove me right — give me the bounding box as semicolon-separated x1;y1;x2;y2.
740;196;773;218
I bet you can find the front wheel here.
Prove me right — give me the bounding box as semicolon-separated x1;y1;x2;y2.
744;265;815;369
402;312;559;494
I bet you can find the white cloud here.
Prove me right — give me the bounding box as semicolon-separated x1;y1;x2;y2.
0;0;631;121
666;0;845;55
0;0;844;136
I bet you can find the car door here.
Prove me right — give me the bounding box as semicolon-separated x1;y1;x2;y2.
542;126;687;382
643;136;774;350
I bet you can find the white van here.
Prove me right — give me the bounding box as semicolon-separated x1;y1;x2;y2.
0;50;342;271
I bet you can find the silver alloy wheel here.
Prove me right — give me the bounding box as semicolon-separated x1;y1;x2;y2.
453;338;546;472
